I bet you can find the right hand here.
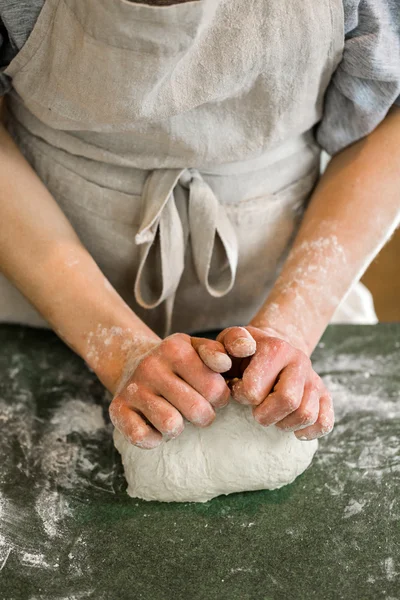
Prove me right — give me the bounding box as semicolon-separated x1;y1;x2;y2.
109;333;234;449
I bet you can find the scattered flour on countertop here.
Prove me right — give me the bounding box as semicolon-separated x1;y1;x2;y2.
32;398;112;490
35;486;72;539
318;374;400;421
229;567;256;574
50;399;105;436
19;551;53;569
383;557;398;582
0;492;59;572
0;398;104;576
314;351;399;378
29;591;95;600
343;499;366;518
310;344;400;513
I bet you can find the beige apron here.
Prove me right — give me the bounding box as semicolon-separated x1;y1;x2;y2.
0;0;374;337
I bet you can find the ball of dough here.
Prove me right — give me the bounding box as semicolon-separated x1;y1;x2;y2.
114;402;318;503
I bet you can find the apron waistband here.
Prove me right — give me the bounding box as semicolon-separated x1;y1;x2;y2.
134;168;238;336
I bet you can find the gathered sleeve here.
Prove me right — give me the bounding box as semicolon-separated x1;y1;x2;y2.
316;0;400;156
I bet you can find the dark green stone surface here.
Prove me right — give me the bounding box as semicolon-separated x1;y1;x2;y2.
0;324;399;600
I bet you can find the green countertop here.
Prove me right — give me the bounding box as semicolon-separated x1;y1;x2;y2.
0;324;399;600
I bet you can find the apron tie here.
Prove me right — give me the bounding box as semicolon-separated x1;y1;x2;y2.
134;168;238;336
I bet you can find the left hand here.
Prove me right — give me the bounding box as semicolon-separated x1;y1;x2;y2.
217;326;334;441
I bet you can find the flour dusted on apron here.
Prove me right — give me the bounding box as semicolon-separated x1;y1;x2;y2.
1;0;355;336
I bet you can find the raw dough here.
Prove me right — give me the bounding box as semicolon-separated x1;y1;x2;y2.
114;401;318;503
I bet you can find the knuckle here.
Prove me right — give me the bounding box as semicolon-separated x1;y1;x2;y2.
164;336;192;361
262;337;285;357
267;338;287;352
281;393;301;412
309;383;320;396
290;350;310;372
299;408;317;425
272;338;287;354
163;335;180;352
138;354;159;375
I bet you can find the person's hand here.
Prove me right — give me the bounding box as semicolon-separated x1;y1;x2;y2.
217;326;334;441
109;333;232;449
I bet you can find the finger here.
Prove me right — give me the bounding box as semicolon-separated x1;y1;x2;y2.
253;363;306;426
231;338;291;405
295;394;334;441
191;337;232;373
131;389;185;438
109;396;162;449
147;370;218;426
168;344;230;409
144;336;229;409
275;383;320;432
217;327;257;358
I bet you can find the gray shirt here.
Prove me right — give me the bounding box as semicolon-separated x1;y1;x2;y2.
1;0;400;156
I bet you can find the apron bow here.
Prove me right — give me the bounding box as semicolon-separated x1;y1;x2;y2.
134;168;238;336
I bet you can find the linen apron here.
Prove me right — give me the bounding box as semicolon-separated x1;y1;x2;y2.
0;0;377;338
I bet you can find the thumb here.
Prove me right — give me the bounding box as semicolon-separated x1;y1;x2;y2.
216;326;257;358
191;337;232;373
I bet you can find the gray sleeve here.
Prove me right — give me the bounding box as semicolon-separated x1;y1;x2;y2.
0;0;44;96
316;0;400;156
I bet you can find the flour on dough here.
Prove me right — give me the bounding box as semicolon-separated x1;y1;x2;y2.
113;401;318;503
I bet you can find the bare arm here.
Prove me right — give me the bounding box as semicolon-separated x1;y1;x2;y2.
250;105;400;354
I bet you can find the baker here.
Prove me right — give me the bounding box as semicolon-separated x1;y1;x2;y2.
0;0;399;452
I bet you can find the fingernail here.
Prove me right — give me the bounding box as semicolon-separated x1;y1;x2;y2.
134;435;162;450
198;346;232;373
209;352;232;373
211;395;230;409
191;410;215;428
280;425;297;432
230;337;257;358
164;422;184;440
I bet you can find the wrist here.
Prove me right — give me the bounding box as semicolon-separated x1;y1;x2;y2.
249;298;315;356
89;325;160;397
38;242;160;394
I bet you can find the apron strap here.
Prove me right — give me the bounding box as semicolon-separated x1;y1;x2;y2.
134;168;186;309
134;168;238;336
183;168;238;298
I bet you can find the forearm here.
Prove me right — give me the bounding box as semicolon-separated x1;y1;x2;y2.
250;106;400;355
0;118;159;393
